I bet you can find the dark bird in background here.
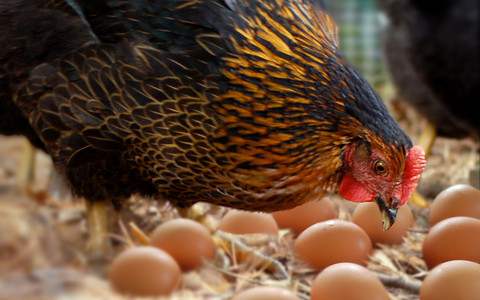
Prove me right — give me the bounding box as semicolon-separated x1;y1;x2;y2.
377;0;479;149
1;0;426;256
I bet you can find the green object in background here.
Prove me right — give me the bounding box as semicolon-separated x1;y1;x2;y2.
324;0;388;88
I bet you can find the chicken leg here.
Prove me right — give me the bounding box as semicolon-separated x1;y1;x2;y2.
17;138;36;188
85;200;111;260
416;121;437;158
408;121;437;208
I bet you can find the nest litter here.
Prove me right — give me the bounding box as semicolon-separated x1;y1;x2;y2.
0;106;478;300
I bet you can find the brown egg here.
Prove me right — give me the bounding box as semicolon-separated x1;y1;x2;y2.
231;286;301;300
108;246;181;297
293;220;372;270
429;184;480;226
422;216;480;268
218;210;278;235
352;202;415;245
150;218;215;271
310;263;389;300
272;199;336;235
420;260;480;300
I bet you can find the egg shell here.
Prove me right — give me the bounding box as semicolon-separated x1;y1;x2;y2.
218;210;278;235
108;246;181;297
293;220;372;270
422;216;480;268
231;286;301;300
420;260;480;300
429;184;480;226
272;199;336;235
150;218;215;271
352;202;415;245
310;263;389;300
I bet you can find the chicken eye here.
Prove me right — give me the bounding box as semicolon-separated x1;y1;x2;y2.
373;160;388;176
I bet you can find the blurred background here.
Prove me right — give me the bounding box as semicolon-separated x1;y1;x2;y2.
325;0;388;88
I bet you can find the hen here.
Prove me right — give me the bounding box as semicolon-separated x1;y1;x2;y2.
3;0;425;254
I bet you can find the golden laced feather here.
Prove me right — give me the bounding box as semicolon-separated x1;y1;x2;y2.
14;0;411;212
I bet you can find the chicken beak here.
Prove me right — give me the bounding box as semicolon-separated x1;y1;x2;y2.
375;194;398;231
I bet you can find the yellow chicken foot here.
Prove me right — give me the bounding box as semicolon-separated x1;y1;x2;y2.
17;138;36;188
176;204;221;232
408;121;436;208
417;120;437;158
409;190;429;208
85;200;111;260
177;205;205;222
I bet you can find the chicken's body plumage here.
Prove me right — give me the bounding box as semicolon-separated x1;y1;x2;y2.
2;0;425;236
0;0;94;149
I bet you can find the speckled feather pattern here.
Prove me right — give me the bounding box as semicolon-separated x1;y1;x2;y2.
11;0;413;211
0;0;92;149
